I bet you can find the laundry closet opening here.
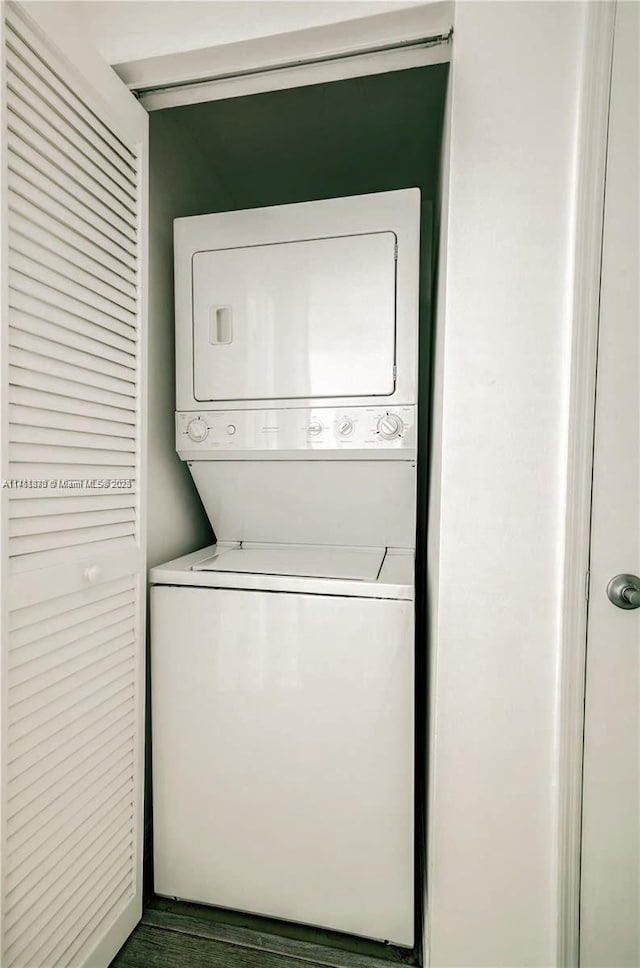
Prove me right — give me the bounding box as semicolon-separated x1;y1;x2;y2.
146;61;449;964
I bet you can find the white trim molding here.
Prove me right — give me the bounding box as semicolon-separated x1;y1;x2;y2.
113;2;453;110
557;3;616;965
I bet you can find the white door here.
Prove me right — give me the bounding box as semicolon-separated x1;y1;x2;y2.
1;4;148;967
580;3;639;965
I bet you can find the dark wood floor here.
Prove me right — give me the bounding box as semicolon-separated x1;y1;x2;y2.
111;898;417;968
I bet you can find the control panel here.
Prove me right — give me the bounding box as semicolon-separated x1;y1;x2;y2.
176;406;416;457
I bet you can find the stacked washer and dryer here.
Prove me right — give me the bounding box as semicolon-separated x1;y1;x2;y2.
150;189;421;947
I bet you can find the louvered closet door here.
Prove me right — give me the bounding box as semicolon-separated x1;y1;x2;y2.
1;4;148;967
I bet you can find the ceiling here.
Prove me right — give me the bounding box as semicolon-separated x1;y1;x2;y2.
45;0;422;65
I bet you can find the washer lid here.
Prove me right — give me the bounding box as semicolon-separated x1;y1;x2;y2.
195;544;386;581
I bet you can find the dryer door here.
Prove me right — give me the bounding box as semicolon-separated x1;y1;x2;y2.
192;231;397;402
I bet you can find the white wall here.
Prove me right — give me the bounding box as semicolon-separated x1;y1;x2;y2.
146;116;225;568
46;0;421;64
427;3;586;965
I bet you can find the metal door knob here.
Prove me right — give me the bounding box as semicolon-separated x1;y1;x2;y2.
606;574;640;609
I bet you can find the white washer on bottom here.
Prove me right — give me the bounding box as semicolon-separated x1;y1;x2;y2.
150;542;415;947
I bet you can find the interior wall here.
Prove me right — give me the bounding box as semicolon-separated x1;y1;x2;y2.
426;3;587;965
147;119;224;568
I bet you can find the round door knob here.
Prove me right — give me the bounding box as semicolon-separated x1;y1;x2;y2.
337;417;354;437
377;413;403;440
187;417;209;442
607;574;640;610
308;420;323;437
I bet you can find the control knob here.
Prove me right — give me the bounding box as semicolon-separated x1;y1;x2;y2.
308;420;323;437
336;417;354;438
377;413;403;440
186;417;209;442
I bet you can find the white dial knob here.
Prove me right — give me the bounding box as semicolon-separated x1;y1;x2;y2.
337;417;354;437
187;417;209;442
377;413;403;440
308;420;323;437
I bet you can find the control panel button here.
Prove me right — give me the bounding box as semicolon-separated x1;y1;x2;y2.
186;417;209;442
336;417;354;437
376;413;403;440
308;420;323;437
226;424;237;436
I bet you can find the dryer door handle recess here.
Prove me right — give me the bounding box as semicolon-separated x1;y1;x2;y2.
210;306;233;344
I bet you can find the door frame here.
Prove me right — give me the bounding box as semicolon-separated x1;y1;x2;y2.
556;3;616;965
123;2;618;958
113;2;453;111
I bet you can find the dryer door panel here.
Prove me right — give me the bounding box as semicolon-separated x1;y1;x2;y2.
192;232;397;402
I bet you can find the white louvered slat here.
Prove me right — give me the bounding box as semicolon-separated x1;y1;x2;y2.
9;423;136;452
2;7;145;966
9;370;136;415
10;616;136;680
6;27;137;174
9;462;135;481
10;633;135;716
7;713;134;818
50;880;135;968
5;769;134;889
7;827;133;968
10;523;135;558
9;233;137;315
5;798;134;928
5;782;133;896
13;598;134;660
7;106;137;225
10;385;136;426
9;405;136;439
7;743;135;846
8;576;135;630
6;92;137;215
9;128;137;242
9;344;136;396
8;153;137;257
5;818;134;958
9;270;137;343
32;865;134;968
10;196;137;289
8;250;137;326
10;442;136;466
9;537;138;573
8;169;136;272
8;260;136;335
8;691;135;787
6;60;136;193
9;320;136;376
9;288;136;352
10;506;135;538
